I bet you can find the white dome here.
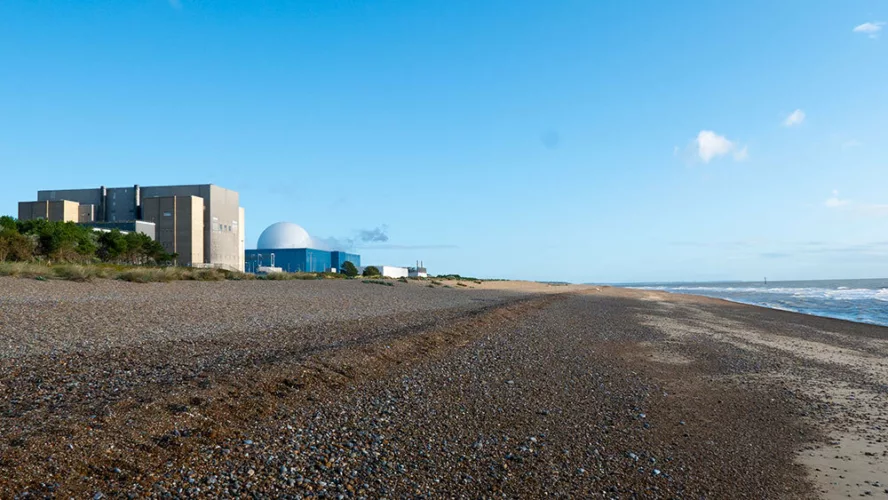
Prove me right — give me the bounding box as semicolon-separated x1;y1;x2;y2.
257;222;313;249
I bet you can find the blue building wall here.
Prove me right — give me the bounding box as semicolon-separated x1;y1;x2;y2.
245;248;359;274
331;251;361;270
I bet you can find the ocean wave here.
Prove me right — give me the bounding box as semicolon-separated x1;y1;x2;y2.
632;284;888;326
636;285;888;302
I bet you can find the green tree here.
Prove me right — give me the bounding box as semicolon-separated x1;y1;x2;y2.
119;231;173;265
97;229;128;262
31;221;96;262
0;216;16;232
362;265;380;277
341;261;359;277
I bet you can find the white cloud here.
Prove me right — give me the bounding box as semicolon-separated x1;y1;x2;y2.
695;130;746;163
825;190;850;208
823;190;888;216
783;109;805;127
853;22;885;38
841;139;862;149
168;0;182;9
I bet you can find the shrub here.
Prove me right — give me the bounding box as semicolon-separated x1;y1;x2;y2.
398;277;409;283
193;269;226;281
362;279;393;287
118;268;169;283
362;266;380;277
260;271;318;280
341;261;359;277
53;264;96;282
0;262;50;279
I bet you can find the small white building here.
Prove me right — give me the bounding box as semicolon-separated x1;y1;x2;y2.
257;266;283;275
359;265;409;278
408;261;428;278
408;267;428;278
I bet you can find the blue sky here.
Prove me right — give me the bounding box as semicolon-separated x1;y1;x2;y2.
1;1;886;283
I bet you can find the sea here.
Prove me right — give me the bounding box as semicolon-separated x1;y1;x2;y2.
624;278;888;327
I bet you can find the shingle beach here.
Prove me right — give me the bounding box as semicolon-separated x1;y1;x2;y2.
1;278;886;498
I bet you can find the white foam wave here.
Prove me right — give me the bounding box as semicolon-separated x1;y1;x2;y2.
635;285;888;302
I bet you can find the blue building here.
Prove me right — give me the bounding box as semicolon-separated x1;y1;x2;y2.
245;222;360;274
331;251;362;271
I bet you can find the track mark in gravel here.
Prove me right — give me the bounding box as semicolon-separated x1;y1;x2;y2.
172;292;819;498
0;293;556;497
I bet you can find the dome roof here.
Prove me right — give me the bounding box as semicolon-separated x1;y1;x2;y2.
257;222;313;249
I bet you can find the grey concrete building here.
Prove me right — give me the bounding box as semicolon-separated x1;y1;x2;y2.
141;195;204;267
18;184;245;271
18;200;80;223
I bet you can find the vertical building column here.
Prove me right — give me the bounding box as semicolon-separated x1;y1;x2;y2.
100;186;108;222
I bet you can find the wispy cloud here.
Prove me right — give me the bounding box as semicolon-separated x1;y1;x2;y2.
786;241;888;257
356;244;459;250
669;240;763;249
783;109;806;127
761;252;791;259
825;190;850;208
315;226;455;251
841;139;862;149
675;237;888;261
357;226;389;243
314;225;390;251
694;130;747;163
823;190;888;215
167;0;182;9
853;21;885;39
858;204;888;216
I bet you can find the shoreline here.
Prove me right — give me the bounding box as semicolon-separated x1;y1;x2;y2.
619;285;888;328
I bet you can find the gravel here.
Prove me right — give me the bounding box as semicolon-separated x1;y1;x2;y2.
2;278;883;497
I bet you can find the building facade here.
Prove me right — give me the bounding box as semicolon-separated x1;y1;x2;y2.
358;265;409;278
141;195;205;266
18;184;244;271
331;251;362;271
18;200;81;223
245;222;361;274
245;248;361;274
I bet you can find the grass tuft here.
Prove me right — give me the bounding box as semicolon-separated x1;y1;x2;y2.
0;262;52;279
53;264;96;282
362;279;394;287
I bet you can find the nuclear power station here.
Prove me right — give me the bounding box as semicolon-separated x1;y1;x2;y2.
245;222;360;273
13;186;436;277
17;184;245;271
